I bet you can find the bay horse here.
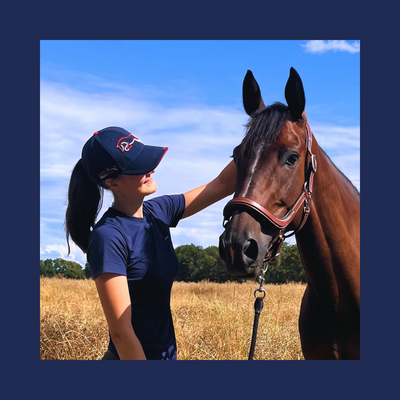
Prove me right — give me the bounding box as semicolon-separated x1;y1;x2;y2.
219;68;360;360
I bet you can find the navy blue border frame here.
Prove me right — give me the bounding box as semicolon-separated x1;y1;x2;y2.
3;1;396;398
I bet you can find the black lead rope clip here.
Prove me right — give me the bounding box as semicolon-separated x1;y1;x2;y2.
248;264;268;360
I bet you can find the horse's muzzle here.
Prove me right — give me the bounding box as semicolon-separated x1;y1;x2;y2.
219;231;260;277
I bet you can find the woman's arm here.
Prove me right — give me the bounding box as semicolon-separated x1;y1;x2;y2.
95;273;146;360
182;160;236;219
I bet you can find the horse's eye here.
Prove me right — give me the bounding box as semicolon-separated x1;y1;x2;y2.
286;153;299;166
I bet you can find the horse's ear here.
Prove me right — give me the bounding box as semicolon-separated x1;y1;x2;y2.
285;67;306;121
243;70;265;116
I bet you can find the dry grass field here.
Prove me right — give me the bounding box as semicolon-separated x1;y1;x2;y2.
40;277;306;360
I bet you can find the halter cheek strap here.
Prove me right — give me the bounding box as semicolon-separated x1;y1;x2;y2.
223;124;317;262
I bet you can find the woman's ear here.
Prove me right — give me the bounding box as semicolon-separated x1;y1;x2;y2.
104;178;119;190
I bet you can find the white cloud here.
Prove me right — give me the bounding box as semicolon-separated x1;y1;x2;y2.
311;123;360;150
40;77;247;265
41;243;73;260
40;79;246;181
302;40;360;54
40;72;359;265
40;240;88;266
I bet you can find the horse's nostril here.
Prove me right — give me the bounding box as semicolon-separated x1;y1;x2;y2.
243;239;258;262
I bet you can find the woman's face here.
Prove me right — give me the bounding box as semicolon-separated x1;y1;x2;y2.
107;170;157;198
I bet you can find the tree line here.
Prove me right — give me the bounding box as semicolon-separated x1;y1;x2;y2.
40;242;306;284
40;258;91;279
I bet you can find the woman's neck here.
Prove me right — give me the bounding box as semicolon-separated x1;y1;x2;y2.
111;196;145;218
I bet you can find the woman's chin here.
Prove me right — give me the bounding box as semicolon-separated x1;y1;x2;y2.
143;181;157;195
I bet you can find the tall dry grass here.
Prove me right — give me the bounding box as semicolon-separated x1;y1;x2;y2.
40;277;305;360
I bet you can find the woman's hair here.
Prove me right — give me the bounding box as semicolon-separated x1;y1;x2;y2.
65;159;108;254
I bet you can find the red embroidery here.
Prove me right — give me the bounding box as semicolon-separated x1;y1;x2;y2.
116;134;140;153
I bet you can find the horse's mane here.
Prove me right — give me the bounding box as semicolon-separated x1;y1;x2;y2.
239;102;291;162
239;102;360;197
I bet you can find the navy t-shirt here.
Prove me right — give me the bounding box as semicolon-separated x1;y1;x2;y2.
87;194;186;360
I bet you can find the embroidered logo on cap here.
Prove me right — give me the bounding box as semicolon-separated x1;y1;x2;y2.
98;166;118;180
116;134;142;153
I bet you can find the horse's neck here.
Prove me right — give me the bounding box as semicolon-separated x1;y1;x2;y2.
309;147;359;228
296;144;360;302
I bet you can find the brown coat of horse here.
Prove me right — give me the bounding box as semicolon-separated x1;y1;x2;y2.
219;68;360;359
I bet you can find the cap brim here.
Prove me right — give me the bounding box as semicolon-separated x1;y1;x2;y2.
123;145;168;175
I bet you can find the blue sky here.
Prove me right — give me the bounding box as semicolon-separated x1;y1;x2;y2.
40;40;360;267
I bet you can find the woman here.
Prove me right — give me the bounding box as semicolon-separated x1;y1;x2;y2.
65;126;236;360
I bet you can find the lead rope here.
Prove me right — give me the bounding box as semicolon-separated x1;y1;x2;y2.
248;262;268;360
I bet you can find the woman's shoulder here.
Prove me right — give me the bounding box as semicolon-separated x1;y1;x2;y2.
91;208;131;241
144;194;184;213
90;219;125;244
144;194;185;226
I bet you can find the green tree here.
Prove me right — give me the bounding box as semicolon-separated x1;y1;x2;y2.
175;245;236;283
266;243;306;283
203;246;232;283
51;258;86;279
84;262;92;279
175;244;203;282
63;260;86;279
52;258;63;276
40;259;56;277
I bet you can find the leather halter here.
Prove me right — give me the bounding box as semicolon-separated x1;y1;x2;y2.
223;124;317;263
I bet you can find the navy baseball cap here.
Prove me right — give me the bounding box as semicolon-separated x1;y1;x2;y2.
81;126;168;183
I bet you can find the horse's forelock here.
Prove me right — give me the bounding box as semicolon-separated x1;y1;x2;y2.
239;102;291;162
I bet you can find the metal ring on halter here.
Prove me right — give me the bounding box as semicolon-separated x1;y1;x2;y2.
254;287;266;299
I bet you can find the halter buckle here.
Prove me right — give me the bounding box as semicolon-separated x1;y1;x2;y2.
311;154;317;173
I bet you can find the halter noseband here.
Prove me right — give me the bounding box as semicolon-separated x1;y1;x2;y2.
222;124;317;263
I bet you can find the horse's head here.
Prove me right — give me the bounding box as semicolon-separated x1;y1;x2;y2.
219;67;314;277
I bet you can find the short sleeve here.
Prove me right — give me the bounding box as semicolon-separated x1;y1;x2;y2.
144;194;185;227
87;225;128;280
